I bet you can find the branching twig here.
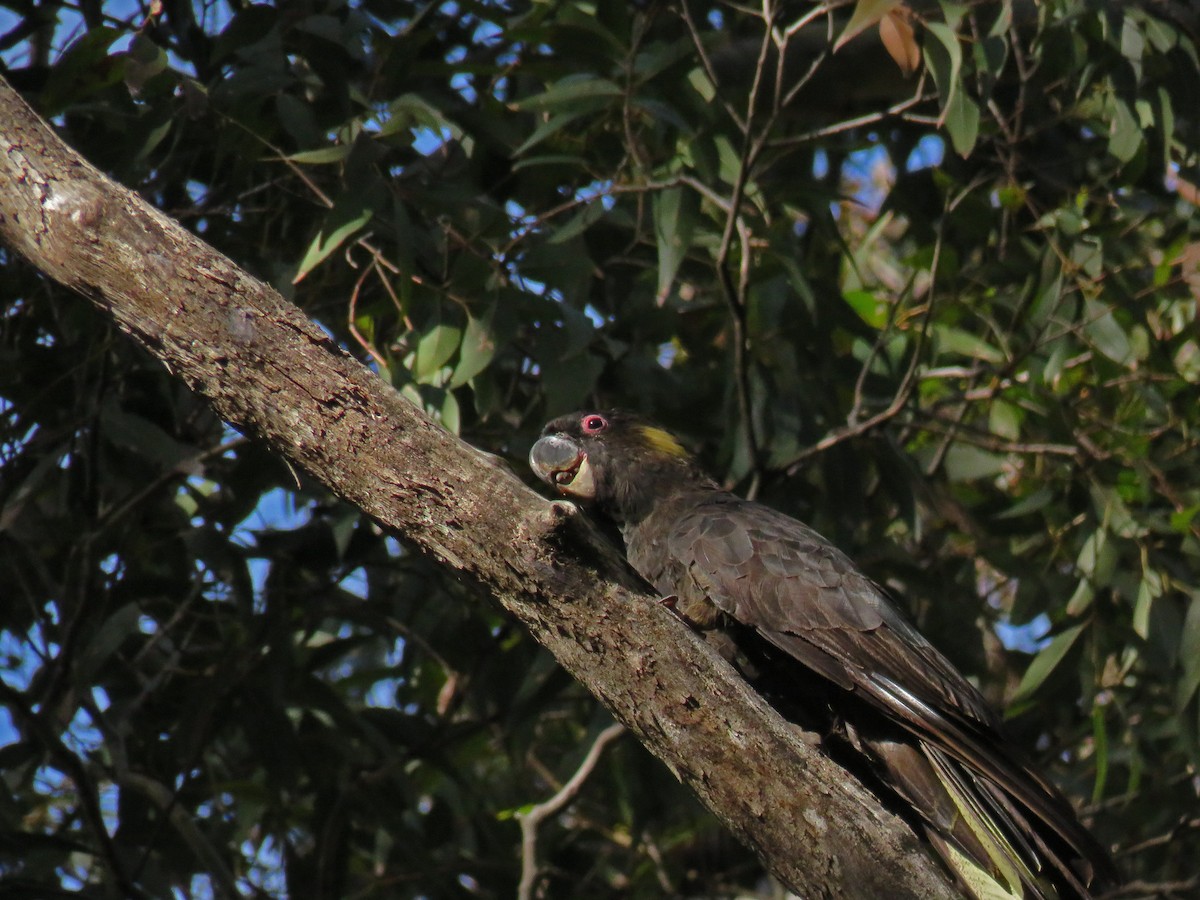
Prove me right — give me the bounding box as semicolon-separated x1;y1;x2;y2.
769;86;935;148
0;682;149;899
679;0;745;131
786;196;947;474
517;723;625;900
709;1;784;492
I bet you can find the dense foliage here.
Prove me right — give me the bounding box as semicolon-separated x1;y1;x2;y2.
2;1;1198;896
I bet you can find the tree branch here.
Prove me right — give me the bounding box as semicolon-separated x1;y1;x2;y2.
517;723;626;900
0;75;957;900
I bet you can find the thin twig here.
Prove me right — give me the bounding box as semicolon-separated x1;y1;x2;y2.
785;196;947;475
517;723;625;900
0;682;149;899
679;0;745;131
712;1;782;491
768;86;934;148
347;263;389;371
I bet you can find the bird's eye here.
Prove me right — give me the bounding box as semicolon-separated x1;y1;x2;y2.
581;414;608;434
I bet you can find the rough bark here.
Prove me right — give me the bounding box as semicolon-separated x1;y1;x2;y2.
0;75;959;899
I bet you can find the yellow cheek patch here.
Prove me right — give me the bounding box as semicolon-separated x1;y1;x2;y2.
637;425;688;458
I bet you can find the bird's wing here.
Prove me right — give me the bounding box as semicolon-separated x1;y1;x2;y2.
665;493;996;726
665;494;1112;889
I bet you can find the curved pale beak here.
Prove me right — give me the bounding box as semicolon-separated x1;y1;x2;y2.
529;434;596;500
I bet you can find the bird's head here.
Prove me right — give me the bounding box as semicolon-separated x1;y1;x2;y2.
529;410;711;523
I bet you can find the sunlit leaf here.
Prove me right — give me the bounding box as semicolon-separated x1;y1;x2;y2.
415;323;463;384
843;290;889;328
286;145;355;164
293;195;374;282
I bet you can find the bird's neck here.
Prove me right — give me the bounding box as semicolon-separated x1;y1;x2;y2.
606;461;718;529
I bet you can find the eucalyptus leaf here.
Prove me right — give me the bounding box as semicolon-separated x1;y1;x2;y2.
1013;624;1086;703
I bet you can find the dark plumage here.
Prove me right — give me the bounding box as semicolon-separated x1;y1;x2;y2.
529;409;1117;900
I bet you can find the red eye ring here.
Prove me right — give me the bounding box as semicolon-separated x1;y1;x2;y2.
581;414;608;434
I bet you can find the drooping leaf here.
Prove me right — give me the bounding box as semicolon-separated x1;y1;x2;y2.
1012;624;1086;703
879;9;921;76
449;308;498;389
294;192;376;282
653;186;698;304
514;76;622;111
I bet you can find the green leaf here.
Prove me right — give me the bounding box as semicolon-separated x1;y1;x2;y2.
989;399;1022;441
937;0;968;31
1066;580;1096;616
549;201;605;245
921;18;977;155
1107;98;1143;164
1176;593;1200;710
286;146;355;164
543;352;605;415
1012;623;1086;703
135;119;173;163
943;89;980;156
1170;504;1200;533
1076;527;1116;585
842;290;889;329
440;391;461;435
995;488;1054;520
123;33;169;94
38;27;124;113
687;66;715;102
653;186;698;303
834;0;902;51
1092;484;1144;538
378;93;452;138
294;194;374;281
414;323;463;384
100;401;195;469
449;309;497;388
936;326;1005;364
512;110;592;156
511;153;589;172
77;605;143;684
1091;705;1109;802
1133;568;1163;640
943;445;1007;483
514;76;622;111
924;22;963;115
1120;13;1145;65
1083;299;1134;365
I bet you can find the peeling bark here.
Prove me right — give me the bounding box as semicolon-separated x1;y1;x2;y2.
0;76;959;899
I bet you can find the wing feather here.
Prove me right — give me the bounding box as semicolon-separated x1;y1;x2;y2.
650;491;1113;895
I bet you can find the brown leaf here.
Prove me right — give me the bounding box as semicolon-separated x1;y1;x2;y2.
879;9;921;77
834;0;901;52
